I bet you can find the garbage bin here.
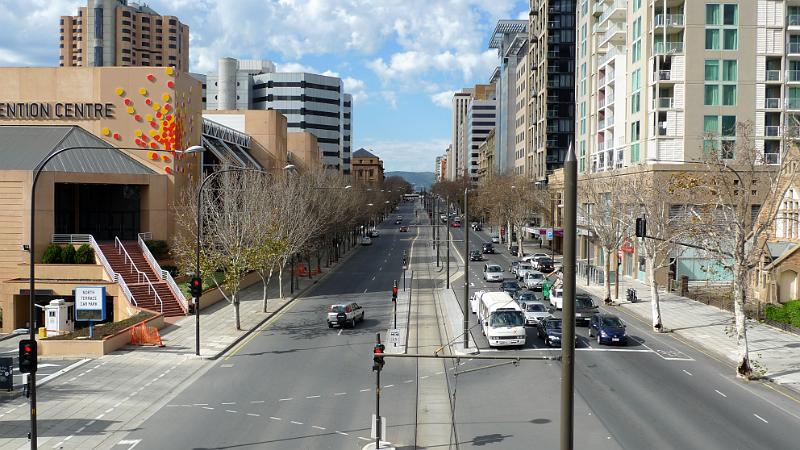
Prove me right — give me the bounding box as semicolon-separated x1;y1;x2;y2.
0;356;12;392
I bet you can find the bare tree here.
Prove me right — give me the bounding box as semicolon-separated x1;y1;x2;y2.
580;173;634;303
683;122;799;378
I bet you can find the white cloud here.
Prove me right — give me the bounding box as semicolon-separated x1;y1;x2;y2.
275;62;318;73
343;77;368;103
381;91;398;109
431;90;456;109
362;138;450;172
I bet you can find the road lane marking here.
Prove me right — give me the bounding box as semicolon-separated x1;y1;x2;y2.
203;407;214;410
682;370;693;376
372;276;376;281
384;384;394;388
715;390;727;398
193;403;208;406
247;413;260;417
335;431;349;436
269;416;282;420
313;426;326;430
338;329;343;336
359;437;370;441
291;420;304;425
364;288;368;293
334;392;347;396
250;401;265;404
221;402;236;405
306;395;321;399
360;388;370;392
754;413;769;423
221;364;234;368
279;398;293;401
225;410;238;413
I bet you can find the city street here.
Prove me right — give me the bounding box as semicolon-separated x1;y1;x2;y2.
445;222;800;450
119;203;422;449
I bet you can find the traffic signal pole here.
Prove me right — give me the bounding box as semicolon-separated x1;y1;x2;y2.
373;332;385;448
463;187;470;350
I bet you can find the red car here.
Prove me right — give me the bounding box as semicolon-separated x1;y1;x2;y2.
451;222;461;228
399;226;409;232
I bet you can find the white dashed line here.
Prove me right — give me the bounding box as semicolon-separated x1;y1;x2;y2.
269;417;282;421
715;390;727;398
95;414;105;419
225;410;238;413
247;413;260;417
404;380;414;383
338;329;343;336
312;426;326;430
203;407;214;410
76;426;86;433
363;288;368;293
104;408;113;413
221;364;234;368
306;395;320;399
359;437;370;441
335;431;349;436
279;398;293;402
334;392;347;396
64;435;74;441
754;414;769;424
193;403;208;406
420;375;429;379
250;400;265;404
221;402;236;405
86;420;96;426
371;276;376;281
360;388;370;392
291;420;304;425
384;384;394;388
682;370;693;376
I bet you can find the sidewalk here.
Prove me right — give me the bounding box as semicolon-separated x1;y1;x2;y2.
577;274;800;393
0;244;359;450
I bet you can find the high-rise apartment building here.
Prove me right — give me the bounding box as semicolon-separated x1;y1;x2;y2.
577;0;759;174
529;0;576;181
449;84;497;181
60;0;189;71
450;90;474;180
201;58;353;172
489;20;529;175
466;96;497;183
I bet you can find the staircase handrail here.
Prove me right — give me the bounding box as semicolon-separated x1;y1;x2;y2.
137;232;188;313
115;236;163;313
51;234;137;307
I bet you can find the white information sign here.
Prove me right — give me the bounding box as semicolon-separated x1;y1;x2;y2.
388;328;401;344
74;286;106;321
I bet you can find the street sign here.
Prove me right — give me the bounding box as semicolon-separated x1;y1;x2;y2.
371;414;387;439
74;286;106;322
546;228;554;240
388;328;400;345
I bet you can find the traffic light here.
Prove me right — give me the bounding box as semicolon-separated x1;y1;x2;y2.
19;339;37;374
189;277;203;298
635;217;647;238
392;286;398;301
373;343;386;371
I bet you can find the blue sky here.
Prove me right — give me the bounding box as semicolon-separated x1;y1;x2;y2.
0;0;529;172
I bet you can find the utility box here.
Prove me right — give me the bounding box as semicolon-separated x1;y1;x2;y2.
44;299;74;337
0;357;12;391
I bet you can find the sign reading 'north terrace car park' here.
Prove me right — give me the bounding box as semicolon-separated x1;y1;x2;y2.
0;102;115;120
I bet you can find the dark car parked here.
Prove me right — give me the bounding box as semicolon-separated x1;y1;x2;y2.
589;314;628;345
513;291;538;307
500;280;521;296
536;257;555;273
510;245;520;256
575;294;600;325
537;318;562;347
482;243;495;254
469;250;483;261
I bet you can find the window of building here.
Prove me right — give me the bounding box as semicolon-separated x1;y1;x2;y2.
704;59;737;105
631;69;641;113
630;121;640;162
706;4;738;50
704;115;736;158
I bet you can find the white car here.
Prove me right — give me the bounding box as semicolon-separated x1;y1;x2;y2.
523;271;546;290
491;236;500;244
522;301;551;326
516;262;534;280
521;253;548;263
369;229;380;237
550;288;564;310
483;264;504;282
360;236;372;246
327;302;365;328
470;290;486;314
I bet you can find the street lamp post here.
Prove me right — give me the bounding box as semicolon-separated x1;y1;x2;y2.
561;144;578;450
446;195;450;289
463;187;470;350
26;144;203;449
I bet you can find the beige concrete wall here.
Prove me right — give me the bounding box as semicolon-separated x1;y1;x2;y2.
39;312;164;357
287;132;321;172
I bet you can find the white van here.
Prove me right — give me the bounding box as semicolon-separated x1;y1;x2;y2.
478;292;526;347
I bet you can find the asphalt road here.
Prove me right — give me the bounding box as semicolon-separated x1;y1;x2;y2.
0;334;84;393
120;203;423;450
445;222;800;450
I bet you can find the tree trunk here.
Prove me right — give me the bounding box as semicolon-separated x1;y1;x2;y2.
232;294;241;330
507;220;512;248
647;258;663;331
518;232;525;258
733;263;753;378
603;248;612;303
278;264;284;299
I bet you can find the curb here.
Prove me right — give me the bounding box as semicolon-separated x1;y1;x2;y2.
208;244;363;360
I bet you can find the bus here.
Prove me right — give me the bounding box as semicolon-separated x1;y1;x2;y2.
478;292;527;347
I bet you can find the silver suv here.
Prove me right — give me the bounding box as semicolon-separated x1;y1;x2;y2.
327;302;365;328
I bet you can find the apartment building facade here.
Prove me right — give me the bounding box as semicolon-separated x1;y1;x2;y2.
449;90;474;180
201;58;352;172
528;0;577;181
60;0;189;71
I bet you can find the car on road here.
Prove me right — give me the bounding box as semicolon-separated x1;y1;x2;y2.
500;279;521;296
491;236;500;244
550;288;564;309
395;219;402;225
469;250;483;261
515;262;534;280
533;257;555;272
509;260;520;274
471;222;482;231
369;229;380;237
470;290;486;314
327;302;365;328
521;253;549;263
509;245;520;256
482;243;495;254
523;271;546;291
360;236;373;246
451;222;461;228
513;291;537;308
483;264;504;282
522;301;551;326
396;216;403;221
537;318;562;347
575;294;600;325
399;226;409;232
589;314;628;345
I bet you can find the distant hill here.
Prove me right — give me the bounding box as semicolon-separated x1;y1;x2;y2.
386;171;435;190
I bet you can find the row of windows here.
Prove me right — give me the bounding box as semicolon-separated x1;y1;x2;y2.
253;95;341;105
287;122;341;131
253;81;341;92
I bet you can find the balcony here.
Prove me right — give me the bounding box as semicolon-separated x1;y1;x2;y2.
655;97;674;109
598;118;605;130
790;15;800;27
789;43;800;55
764;152;780;165
788;70;800;82
766;70;782;82
592;0;603;16
597;141;605;152
658;122;668;136
653;14;685;29
600;23;626;47
598;0;626;26
765;98;782;109
599;46;623;66
656;70;672;82
765;125;782;137
654;42;685;55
